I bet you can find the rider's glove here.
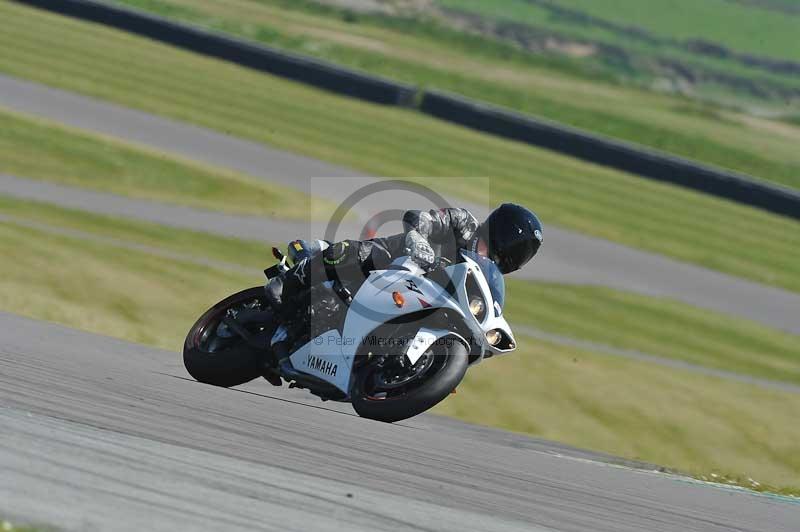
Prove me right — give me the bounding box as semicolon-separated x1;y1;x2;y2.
287;239;329;265
404;230;437;271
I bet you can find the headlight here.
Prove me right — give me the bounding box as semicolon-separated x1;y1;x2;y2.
469;296;485;318
485;329;502;346
465;271;487;322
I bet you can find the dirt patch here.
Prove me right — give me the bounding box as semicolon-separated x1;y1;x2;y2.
313;0;390;13
314;0;434;15
544;38;597;58
300;25;390;53
727;113;800;141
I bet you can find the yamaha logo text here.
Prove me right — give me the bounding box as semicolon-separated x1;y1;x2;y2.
305;354;338;376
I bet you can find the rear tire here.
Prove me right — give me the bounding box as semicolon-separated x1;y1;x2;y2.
183;287;270;388
351;337;469;423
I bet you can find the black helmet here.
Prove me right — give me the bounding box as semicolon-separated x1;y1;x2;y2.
480;203;543;274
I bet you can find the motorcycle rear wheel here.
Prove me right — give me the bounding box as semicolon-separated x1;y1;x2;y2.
351;337;468;423
183;287;272;388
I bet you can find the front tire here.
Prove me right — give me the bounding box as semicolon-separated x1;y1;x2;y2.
351;337;469;423
183;287;271;388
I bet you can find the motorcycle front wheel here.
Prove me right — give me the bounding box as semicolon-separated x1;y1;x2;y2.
351;336;469;423
183;287;273;388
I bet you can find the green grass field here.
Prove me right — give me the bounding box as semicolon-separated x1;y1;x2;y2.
434;337;800;495
504;280;800;385
2;195;798;493
0;195;270;272
530;0;800;61
440;0;800;61
2;1;800;294
0;107;330;219
107;0;800;188
0;205;255;349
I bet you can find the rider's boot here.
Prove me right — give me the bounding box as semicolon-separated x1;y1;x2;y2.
262;241;355;386
269;325;296;383
263;263;312;387
262;367;283;387
265;239;348;317
259;314;284;387
260;276;284;386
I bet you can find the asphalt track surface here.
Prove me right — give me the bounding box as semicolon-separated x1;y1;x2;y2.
2;312;799;532
2;75;800;334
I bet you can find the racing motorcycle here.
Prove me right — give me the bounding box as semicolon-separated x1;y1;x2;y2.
183;249;516;422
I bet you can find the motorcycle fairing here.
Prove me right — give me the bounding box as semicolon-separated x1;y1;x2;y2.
288;329;352;393
405;327;466;365
457;253;516;360
340;266;467;361
287;265;467;394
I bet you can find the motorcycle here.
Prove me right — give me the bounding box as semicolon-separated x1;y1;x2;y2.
183;249;516;422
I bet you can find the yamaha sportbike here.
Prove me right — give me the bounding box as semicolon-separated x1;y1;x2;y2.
183;250;516;422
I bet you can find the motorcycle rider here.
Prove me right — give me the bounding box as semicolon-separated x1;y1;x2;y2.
263;203;543;385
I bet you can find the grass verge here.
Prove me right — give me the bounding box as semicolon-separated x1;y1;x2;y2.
504;280;800;385
0;219;253;350
1;2;800;293
1;196;798;493
0;196;281;350
0;518;48;532
433;336;800;496
0;195;270;270
0;106;329;219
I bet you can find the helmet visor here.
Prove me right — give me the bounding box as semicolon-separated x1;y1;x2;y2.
493;238;540;274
